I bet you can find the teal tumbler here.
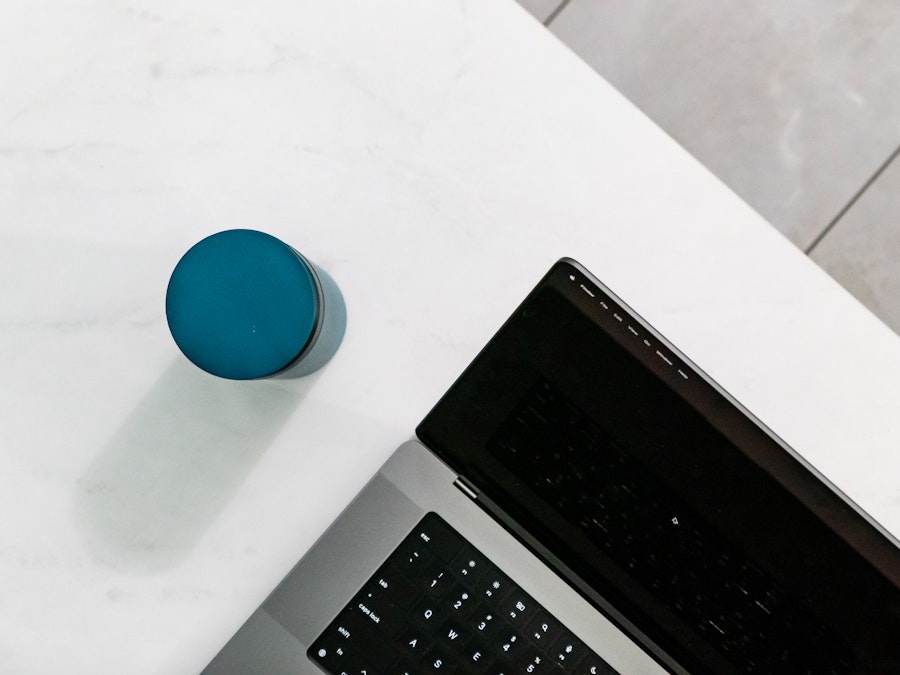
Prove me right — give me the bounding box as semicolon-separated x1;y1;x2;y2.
166;229;346;380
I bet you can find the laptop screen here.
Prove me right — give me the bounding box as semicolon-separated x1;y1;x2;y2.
417;259;900;674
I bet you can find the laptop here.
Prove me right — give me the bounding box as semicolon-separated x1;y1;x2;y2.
203;258;900;674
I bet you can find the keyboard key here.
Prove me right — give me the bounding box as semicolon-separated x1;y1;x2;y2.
419;645;457;671
388;662;417;675
373;565;423;609
420;561;453;597
445;584;476;618
353;587;408;639
470;606;502;639
525;609;564;646
416;513;466;563
500;592;537;629
308;624;373;675
475;567;515;605
436;618;469;649
572;651;618;674
516;648;555;674
411;595;447;629
494;627;526;661
311;513;602;675
311;608;400;672
550;632;588;672
464;640;496;671
390;538;434;578
452;546;491;586
396;624;429;662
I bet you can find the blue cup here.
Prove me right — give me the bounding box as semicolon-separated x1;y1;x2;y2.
166;229;346;380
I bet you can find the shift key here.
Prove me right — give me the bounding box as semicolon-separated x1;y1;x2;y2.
321;608;401;672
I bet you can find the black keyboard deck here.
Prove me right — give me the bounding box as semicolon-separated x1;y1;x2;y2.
309;513;617;674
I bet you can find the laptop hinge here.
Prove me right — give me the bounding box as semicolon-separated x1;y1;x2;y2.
453;476;478;501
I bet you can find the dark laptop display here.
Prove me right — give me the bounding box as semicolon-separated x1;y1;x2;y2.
417;259;900;674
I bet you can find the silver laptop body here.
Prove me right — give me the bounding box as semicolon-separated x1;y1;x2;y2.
204;259;900;675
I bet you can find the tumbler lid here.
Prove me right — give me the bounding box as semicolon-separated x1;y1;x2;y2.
166;229;318;380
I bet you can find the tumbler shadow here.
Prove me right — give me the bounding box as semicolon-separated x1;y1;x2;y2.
75;358;309;571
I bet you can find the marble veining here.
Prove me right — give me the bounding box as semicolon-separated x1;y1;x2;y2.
2;1;899;673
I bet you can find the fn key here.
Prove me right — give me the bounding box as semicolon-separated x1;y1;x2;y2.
308;627;371;674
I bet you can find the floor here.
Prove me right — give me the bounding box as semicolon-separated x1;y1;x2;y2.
518;0;900;335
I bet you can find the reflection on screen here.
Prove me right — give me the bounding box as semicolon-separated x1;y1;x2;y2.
490;378;851;673
419;263;900;674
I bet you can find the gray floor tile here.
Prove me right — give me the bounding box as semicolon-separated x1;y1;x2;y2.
810;151;900;335
549;0;900;250
515;0;565;24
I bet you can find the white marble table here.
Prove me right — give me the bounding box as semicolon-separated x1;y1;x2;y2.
2;1;898;673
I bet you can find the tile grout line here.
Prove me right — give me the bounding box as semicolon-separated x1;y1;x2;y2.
538;0;894;259
805;143;900;255
543;0;574;26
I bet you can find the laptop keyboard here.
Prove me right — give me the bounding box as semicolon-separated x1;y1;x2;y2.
309;512;618;674
490;379;853;674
